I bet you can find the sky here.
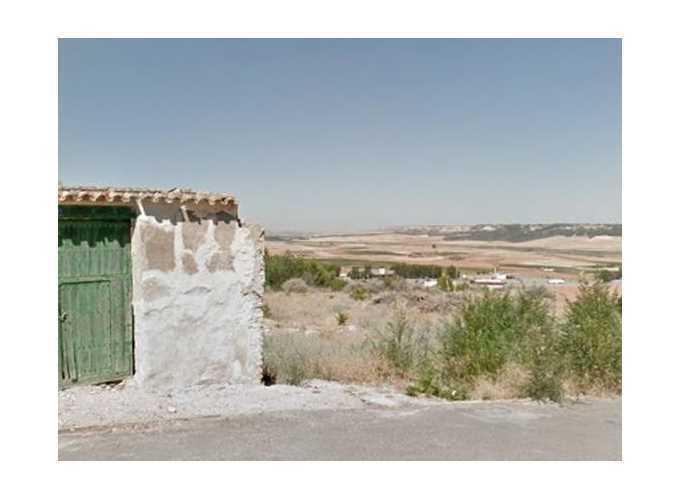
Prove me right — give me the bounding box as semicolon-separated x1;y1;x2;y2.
59;38;621;232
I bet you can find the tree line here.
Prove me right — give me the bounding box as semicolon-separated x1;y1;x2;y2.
265;251;459;288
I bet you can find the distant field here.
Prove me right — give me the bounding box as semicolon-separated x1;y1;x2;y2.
265;230;622;278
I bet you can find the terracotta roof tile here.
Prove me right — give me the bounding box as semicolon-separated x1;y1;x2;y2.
58;185;236;207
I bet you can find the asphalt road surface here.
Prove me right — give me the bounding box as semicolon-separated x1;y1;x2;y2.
59;398;621;460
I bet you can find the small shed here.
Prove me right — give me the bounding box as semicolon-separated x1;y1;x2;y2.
58;186;265;388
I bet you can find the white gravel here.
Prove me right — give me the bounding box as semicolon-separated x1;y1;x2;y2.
58;379;443;430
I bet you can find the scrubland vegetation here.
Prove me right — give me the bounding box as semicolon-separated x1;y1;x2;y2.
403;282;621;402
262;254;622;402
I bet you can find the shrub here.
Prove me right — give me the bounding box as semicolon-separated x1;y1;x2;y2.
560;281;622;393
522;333;564;402
336;311;350;326
262;334;309;385
350;287;368;301
282;278;309;294
265;250;341;290
329;278;347;291
408;287;558;401
265;251;306;289
406;359;469;400
439;290;544;378
384;275;407;291
371;310;423;376
437;270;454;292
595;264;622;283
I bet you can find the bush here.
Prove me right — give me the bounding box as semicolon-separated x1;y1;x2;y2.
371;311;423;376
437;270;454;292
350;287;368;301
262;334;309;385
336;311;349;326
595;264;622;283
560;281;622;393
409;287;560;401
265;250;341;290
406;360;468;400
443;288;553;377
282;278;309;294
329;278;347;291
522;333;564;402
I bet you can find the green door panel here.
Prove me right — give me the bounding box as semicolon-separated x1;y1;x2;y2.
58;212;133;385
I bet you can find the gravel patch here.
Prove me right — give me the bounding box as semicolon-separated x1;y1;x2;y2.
58;379;442;431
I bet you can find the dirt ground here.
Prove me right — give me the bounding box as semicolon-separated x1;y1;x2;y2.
58;379;435;431
264;280;621;337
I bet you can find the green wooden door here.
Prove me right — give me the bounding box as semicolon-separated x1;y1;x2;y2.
58;207;133;385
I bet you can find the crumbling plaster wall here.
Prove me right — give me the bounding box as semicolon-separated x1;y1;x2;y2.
130;201;264;388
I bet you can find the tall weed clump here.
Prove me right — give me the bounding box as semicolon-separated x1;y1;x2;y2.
371;310;426;376
442;288;554;378
262;333;309;385
408;287;564;401
561;281;622;393
523;329;565;402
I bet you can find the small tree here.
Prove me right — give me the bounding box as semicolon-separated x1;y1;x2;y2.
561;281;622;392
349;266;362;279
438;270;453;292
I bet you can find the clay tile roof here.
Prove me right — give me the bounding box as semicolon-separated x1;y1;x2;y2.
58;185;237;207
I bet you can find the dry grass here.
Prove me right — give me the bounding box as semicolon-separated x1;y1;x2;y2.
263;328;390;385
468;364;531;400
561;377;621;399
263;288;452;385
264;287;457;340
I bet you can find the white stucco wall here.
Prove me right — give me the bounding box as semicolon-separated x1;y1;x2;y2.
130;202;264;388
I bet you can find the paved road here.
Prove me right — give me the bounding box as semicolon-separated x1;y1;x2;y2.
59;398;621;460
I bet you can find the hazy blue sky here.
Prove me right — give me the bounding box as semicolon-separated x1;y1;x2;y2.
59;39;621;232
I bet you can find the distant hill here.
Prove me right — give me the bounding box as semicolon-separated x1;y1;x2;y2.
391;224;622;242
